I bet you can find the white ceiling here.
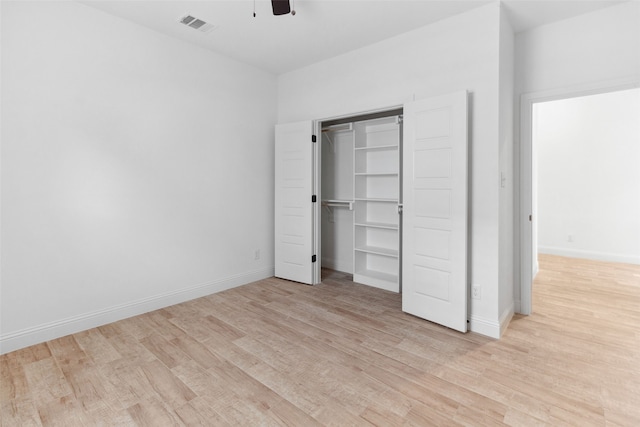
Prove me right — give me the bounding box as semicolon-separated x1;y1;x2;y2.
80;0;625;75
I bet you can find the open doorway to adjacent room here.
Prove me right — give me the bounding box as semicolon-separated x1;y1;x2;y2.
533;88;640;267
520;84;640;314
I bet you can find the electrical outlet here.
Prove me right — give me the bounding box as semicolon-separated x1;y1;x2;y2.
254;249;260;260
567;235;573;243
472;284;481;300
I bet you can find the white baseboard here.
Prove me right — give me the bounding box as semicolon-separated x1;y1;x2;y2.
0;267;274;355
468;314;501;339
468;302;515;338
538;246;640;265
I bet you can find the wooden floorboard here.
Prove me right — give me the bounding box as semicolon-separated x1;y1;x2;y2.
1;254;639;426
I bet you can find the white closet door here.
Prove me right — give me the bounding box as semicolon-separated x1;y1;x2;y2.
402;91;468;332
275;121;314;284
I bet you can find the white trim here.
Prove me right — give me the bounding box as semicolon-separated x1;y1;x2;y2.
0;267;274;355
518;76;640;316
538;247;640;265
313;120;321;285
469;302;515;338
468;315;500;339
499;302;515;337
519;91;534;316
513;299;521;314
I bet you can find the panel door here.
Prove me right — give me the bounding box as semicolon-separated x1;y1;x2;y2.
275;121;314;284
402;91;468;332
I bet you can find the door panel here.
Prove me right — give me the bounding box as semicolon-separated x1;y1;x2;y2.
275;121;314;284
402;91;468;332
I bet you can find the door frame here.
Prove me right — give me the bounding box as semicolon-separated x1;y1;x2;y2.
518;77;639;314
312;105;403;284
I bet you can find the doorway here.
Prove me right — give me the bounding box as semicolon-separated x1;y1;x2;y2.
275;90;470;332
317;109;403;293
519;82;640;314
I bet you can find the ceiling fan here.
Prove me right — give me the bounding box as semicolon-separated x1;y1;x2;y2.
253;0;296;18
272;0;292;15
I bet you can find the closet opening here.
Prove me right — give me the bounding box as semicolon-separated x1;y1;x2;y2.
316;108;403;293
277;90;468;331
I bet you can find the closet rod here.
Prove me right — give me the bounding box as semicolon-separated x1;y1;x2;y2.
321;199;354;210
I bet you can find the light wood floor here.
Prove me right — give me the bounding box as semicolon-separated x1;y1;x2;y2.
2;254;639;426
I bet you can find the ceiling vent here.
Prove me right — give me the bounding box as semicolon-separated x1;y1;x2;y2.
179;15;216;33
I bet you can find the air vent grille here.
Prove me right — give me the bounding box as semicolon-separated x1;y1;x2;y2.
179;14;216;33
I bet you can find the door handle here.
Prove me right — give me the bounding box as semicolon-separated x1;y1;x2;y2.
398;204;403;214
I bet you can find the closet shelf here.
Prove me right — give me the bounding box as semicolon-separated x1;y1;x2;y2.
355;221;398;230
354;144;398;151
321;199;354;210
354;269;398;285
322;123;353;133
365;122;400;134
354;245;399;258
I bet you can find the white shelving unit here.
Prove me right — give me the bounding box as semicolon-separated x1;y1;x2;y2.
352;117;401;292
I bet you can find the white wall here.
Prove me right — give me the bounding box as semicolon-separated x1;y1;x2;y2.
535;88;640;264
279;3;507;337
515;2;640;95
498;6;515;331
0;1;277;354
514;1;640;308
